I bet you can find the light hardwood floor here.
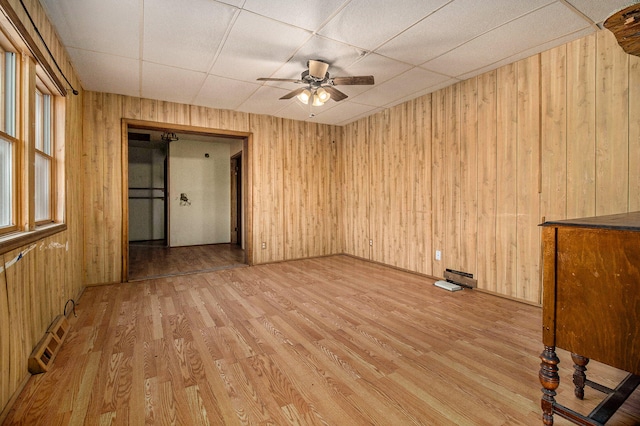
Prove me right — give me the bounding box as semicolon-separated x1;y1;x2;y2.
128;242;246;281
3;256;638;425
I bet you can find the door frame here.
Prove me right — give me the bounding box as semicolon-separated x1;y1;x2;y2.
230;152;242;247
121;119;253;282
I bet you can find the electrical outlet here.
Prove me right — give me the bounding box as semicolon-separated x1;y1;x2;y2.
435;250;441;261
261;242;266;249
369;239;373;246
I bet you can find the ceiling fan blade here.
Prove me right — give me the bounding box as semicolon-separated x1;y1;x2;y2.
323;86;348;101
279;87;307;100
257;77;302;83
332;75;374;85
308;59;329;79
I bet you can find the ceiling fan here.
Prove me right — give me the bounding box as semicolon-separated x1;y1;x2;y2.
257;59;374;106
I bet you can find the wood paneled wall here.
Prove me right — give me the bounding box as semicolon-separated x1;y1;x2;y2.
82;94;341;285
340;30;640;304
1;8;638;419
82;30;638;305
0;0;85;419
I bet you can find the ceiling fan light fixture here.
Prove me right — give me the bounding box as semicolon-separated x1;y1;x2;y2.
316;87;331;103
297;88;311;104
312;93;324;107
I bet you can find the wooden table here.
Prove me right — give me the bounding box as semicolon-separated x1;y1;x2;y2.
539;212;640;425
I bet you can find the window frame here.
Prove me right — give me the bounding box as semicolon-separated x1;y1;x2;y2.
0;15;67;250
0;131;18;234
34;84;54;225
0;35;19;235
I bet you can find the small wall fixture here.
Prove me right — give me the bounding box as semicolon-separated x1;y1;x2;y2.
161;132;179;142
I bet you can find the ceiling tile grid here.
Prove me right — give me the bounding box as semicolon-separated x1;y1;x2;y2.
41;0;140;58
317;0;453;51
375;0;556;66
194;75;262;110
143;0;237;72
66;48;140;95
420;2;592;78
241;0;347;32
141;62;207;105
38;0;635;125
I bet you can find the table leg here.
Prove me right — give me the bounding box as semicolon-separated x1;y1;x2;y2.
571;353;589;400
540;345;560;425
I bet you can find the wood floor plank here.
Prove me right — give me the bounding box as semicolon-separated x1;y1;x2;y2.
186;336;241;425
128;243;245;281
4;255;639;425
68;350;102;424
269;348;357;425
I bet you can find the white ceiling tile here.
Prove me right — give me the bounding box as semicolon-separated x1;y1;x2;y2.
376;0;555;65
216;0;245;7
422;2;592;77
311;101;380;125
39;1;74;44
385;79;457;108
67;48;140;95
272;36;366;80
343;53;413;85
242;0;345;31
564;0;639;24
273;101;320;122
141;62;207;104
336;106;386;126
236;86;293;116
194;76;261;110
456;27;594;81
210;11;312;83
143;0;237;72
351;68;451;107
40;0;140;58
329;84;375;102
318;0;452;50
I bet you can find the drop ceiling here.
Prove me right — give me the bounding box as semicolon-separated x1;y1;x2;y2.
39;0;633;126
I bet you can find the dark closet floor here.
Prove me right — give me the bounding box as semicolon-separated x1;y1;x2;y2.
128;241;245;280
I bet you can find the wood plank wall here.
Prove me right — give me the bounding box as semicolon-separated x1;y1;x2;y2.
1;8;638;420
341;30;640;304
82;95;341;285
80;30;638;305
0;0;85;419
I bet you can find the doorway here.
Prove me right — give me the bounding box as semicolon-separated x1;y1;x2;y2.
127;132;167;248
123;120;252;281
231;152;242;247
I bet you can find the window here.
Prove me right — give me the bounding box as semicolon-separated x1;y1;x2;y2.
0;49;17;233
0;21;65;241
35;87;53;223
0;134;13;228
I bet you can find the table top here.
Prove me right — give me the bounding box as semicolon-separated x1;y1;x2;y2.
540;211;640;231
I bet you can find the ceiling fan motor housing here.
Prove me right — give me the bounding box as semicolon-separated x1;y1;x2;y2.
301;70;330;86
307;59;330;79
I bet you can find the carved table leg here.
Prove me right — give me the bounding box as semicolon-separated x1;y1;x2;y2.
540;346;560;425
571;353;589;400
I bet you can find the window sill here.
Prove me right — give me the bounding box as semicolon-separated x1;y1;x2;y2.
0;223;67;255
